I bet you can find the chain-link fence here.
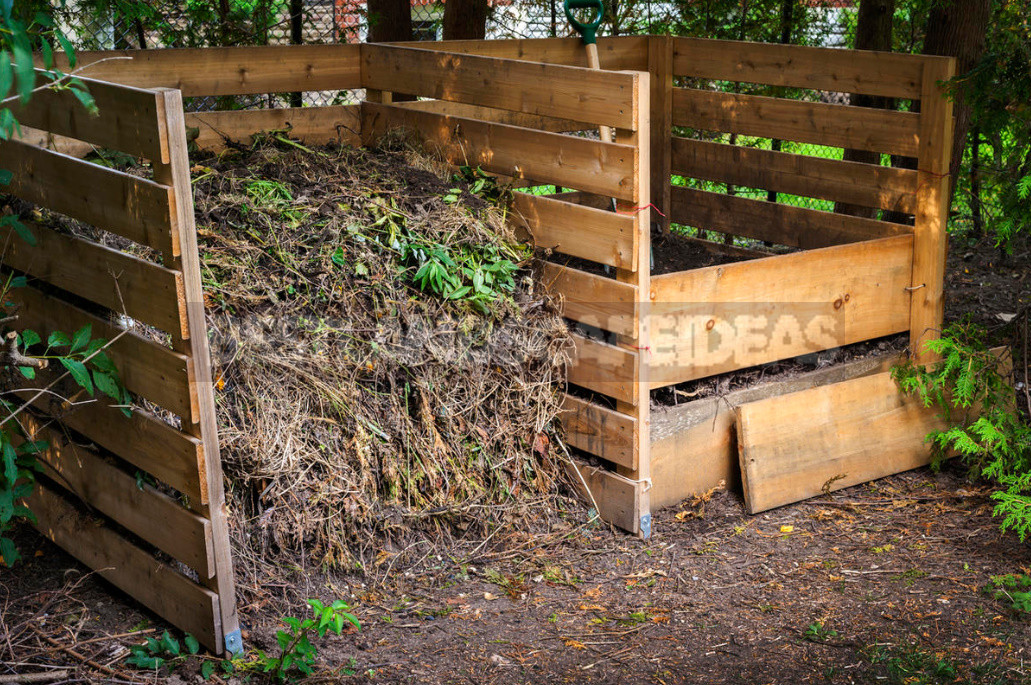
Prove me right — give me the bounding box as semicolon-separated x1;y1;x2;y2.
50;0;1003;237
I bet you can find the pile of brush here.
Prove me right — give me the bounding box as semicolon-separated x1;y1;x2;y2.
190;135;574;573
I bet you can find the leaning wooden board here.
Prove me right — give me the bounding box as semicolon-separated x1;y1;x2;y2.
736;371;947;513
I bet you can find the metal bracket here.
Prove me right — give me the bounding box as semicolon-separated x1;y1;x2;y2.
639;514;652;539
224;629;243;656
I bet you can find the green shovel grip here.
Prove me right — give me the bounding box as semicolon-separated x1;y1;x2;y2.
563;0;604;45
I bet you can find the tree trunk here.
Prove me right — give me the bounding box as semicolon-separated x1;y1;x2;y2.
289;0;304;107
443;0;489;39
834;0;895;219
970;125;983;237
922;0;991;204
367;0;413;42
883;0;991;224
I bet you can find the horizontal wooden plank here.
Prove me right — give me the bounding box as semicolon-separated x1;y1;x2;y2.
400;36;648;71
187;105;362;151
737;370;946;513
9;71;166;162
0;137;177;256
649;235;914;386
670;186;909;249
15;387;206;504
672;88;921;157
15;126;93;157
673;37;928;99
25;481;221;651
6;284;195;420
363;44;638;129
670;136;918;215
649;351;902;509
543;262;637;337
361;102;636;200
511;192;636;269
567;333;639;404
0;220;188;338
63;44;362;96
24;416;213;576
565;459;640;533
561;394;637;470
396;99;586;133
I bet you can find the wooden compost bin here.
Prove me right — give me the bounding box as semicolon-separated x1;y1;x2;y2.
2;36;953;650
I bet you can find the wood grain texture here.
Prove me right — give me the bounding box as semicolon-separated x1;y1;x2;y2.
6;285;195;421
362;44;637;129
25;481;221;649
672;37;925;99
0;220;187;338
649;352;901;509
510;192;637;269
62;44;362;96
0;137;178;256
400;35;647;70
564;460;640;534
396;99;585;132
737;371;946;513
567;334;639;405
670;136;918;215
542;262;637;337
9;71;167;161
561;394;637;470
909;58;956;363
649;235;914;387
24;417;214;577
672;88;921;157
361;102;637;200
649;36;674;230
669;185;908;249
188;105;362;151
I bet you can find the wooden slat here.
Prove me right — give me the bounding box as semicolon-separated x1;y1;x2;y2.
155;88;240;652
6;285;195;420
561;394;637;470
8;72;166;162
543;262;637;337
672;88;921;157
188;105;362;151
649;352;901;509
15;391;206;504
670;185;909;249
62;44;362;96
361;102;637;200
396;100;585;133
400;36;648;71
567;333;639;405
15;126;93;157
737;371;946;513
24;417;214;576
25;481;221;651
649;235;914;387
910;58;956;363
564;459;640;533
0;220;187;338
673;37;925;99
671;136;918;215
362;44;638;130
649;36;674;230
0;138;178;256
511;192;636;269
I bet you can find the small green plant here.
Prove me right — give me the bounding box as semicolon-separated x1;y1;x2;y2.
893;318;1031;540
254;599;360;682
125;631;200;670
985;573;1031;613
803;621;839;642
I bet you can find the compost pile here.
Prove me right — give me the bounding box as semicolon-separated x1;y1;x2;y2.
190;136;573;572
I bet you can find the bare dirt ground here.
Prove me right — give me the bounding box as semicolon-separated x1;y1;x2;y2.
1;234;1028;684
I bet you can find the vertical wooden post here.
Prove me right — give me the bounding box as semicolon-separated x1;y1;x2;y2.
648;35;672;233
153;89;241;656
615;71;652;538
909;57;956;364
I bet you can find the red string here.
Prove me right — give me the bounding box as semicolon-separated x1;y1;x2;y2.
614;203;663;216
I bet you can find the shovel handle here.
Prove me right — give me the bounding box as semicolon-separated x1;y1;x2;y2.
563;0;604;45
